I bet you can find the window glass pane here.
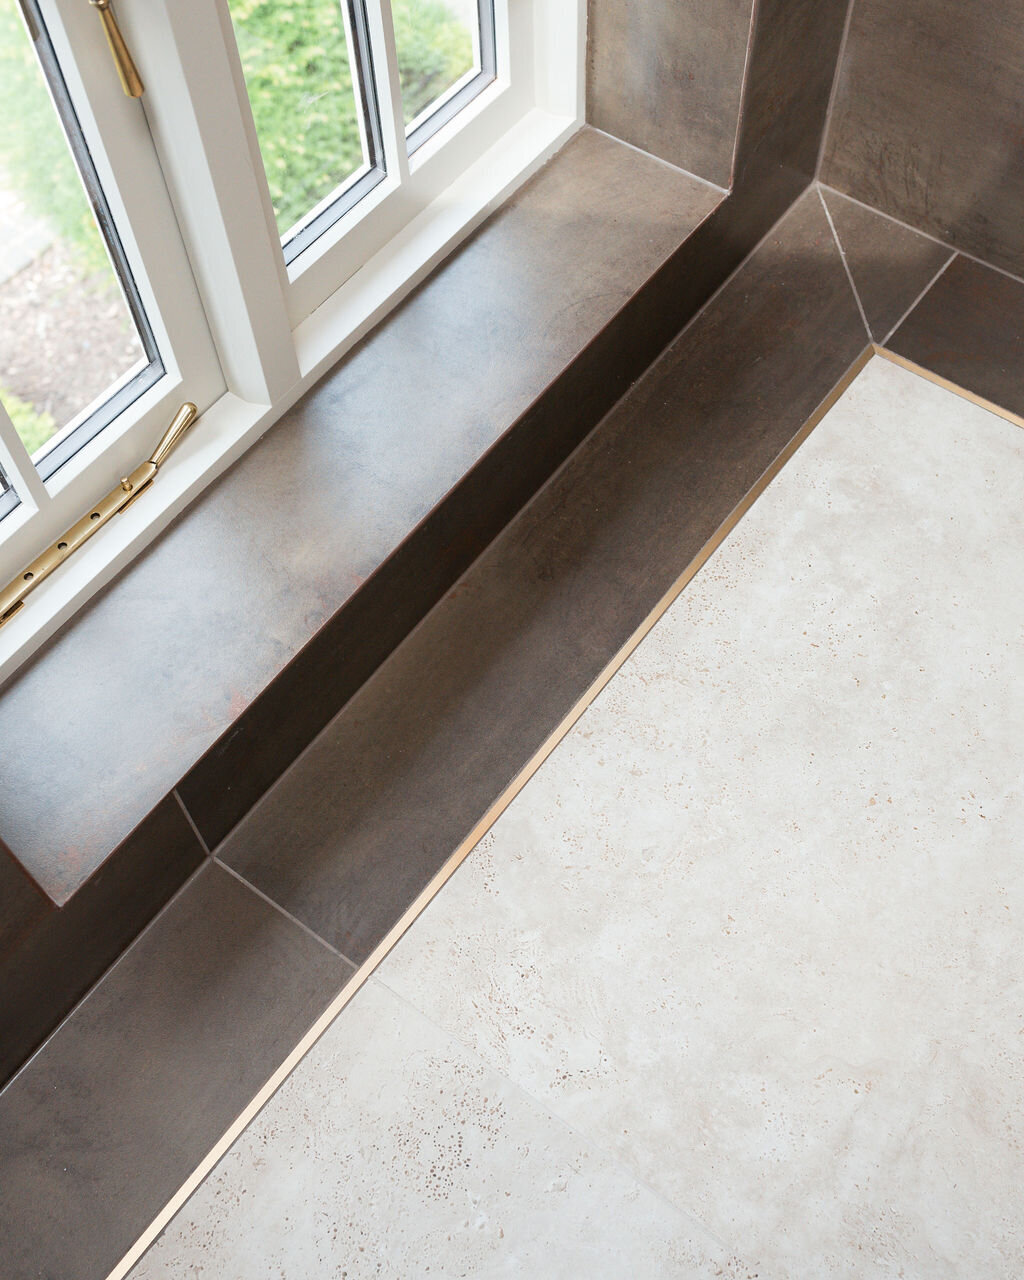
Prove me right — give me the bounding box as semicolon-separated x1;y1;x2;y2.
0;0;149;464
228;0;379;243
391;0;479;130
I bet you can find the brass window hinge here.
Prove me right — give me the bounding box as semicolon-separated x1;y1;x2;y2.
0;403;197;627
89;0;144;98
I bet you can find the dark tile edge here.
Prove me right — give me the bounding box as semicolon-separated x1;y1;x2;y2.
0;796;206;1086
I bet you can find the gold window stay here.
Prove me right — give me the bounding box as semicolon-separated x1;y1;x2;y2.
0;403;197;627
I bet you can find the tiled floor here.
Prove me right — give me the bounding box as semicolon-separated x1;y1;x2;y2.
124;356;1024;1278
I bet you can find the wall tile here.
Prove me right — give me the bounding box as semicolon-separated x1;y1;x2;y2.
822;0;1024;277
587;0;754;188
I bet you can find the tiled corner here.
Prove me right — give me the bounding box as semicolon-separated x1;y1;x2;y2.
821;0;1024;277
0;796;206;1085
587;0;754;188
820;187;954;341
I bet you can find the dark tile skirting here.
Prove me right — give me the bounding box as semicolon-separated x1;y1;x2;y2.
0;865;349;1280
179;0;852;854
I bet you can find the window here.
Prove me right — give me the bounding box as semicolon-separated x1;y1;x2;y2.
0;0;583;677
0;0;160;476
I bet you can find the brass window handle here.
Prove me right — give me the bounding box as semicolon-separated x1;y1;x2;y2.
89;0;144;98
0;403;197;627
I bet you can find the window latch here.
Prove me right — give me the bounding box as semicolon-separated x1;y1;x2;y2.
89;0;144;98
0;403;197;627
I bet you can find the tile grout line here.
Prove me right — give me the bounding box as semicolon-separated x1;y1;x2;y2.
880;251;957;346
726;0;760;189
587;127;729;196
818;184;872;340
813;0;858;178
366;973;742;1261
818;182;1024;293
213;858;357;967
103;343;875;1280
172;789;212;857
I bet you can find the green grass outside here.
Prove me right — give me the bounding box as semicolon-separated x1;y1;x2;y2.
0;383;55;455
0;0;474;257
232;0;474;235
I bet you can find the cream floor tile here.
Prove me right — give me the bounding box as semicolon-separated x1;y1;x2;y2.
380;357;1024;1277
129;979;751;1279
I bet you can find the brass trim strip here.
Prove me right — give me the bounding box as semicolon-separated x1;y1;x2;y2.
104;346;875;1280
0;404;197;627
873;344;1024;432
89;0;144;98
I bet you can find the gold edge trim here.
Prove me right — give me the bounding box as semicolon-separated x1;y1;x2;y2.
874;345;1024;432
104;345;876;1280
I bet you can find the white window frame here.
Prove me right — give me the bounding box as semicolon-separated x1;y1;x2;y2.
0;0;225;585
0;0;585;684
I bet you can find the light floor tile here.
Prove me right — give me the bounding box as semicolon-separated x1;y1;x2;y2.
380;357;1024;1277
130;979;749;1279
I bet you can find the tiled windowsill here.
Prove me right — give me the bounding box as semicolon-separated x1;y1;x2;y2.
0;128;725;905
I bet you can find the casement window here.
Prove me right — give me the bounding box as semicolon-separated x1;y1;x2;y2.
0;0;582;674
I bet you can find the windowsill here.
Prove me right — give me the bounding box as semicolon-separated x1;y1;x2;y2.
0;107;578;689
0;127;725;903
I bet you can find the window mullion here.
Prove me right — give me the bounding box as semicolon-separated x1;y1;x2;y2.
127;0;300;403
0;411;50;511
363;0;410;184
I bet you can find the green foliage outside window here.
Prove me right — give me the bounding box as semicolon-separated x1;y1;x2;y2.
230;0;474;235
0;382;55;454
0;0;473;255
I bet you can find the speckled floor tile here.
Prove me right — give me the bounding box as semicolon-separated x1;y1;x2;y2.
379;355;1024;1277
129;980;752;1279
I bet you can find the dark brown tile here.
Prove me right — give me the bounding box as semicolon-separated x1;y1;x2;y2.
888;254;1024;416
0;863;347;1280
587;0;754;188
736;0;850;188
0;796;205;1085
0;839;47;957
821;0;1024;277
0;129;720;896
821;187;953;341
1;0;851;892
220;189;868;963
